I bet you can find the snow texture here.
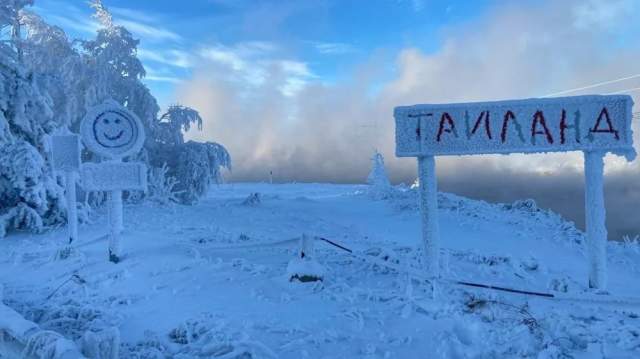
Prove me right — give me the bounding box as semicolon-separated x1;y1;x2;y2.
80;162;147;192
417;156;440;278
395;95;635;159
80;102;146;160
287;235;325;282
366;151;392;199
50;135;81;172
80;327;120;359
0;302;85;359
64;171;78;244
585;151;607;289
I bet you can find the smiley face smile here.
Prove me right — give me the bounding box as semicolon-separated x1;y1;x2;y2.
104;130;124;141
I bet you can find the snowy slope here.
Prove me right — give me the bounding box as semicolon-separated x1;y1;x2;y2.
2;183;640;358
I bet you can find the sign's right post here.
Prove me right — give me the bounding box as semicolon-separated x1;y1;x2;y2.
584;150;607;290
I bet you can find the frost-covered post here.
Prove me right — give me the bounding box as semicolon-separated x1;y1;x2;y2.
51;135;81;244
584;151;607;289
417;155;440;278
395;95;635;288
66;171;79;243
80;102;147;263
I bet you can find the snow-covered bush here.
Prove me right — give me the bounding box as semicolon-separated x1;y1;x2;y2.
367;150;392;199
147;163;181;205
172;141;231;204
367;150;391;187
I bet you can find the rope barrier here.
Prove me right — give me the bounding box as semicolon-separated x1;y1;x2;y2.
316;236;556;298
198;234;640;305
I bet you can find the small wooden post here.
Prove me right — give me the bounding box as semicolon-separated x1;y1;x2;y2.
65;171;78;244
584;150;607;290
417;155;440;278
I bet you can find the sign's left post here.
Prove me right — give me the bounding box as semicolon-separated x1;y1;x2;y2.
51;135;81;244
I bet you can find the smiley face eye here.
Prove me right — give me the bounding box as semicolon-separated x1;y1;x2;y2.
115;118;121;124
103;118;110;124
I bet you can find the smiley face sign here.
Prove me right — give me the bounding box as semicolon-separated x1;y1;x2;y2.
81;102;145;159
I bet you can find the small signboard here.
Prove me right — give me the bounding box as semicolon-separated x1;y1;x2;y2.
394;94;635;290
51;135;81;172
396;95;635;159
81;162;147;192
51;134;82;244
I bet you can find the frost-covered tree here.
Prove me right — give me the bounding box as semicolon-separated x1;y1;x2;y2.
367;150;391;187
0;0;66;237
152;106;231;204
0;0;231;237
20;10;86;131
156;105;202;146
367;150;392;199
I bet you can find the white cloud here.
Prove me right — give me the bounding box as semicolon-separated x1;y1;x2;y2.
197;43;315;96
45;13;98;34
115;19;182;42
314;42;355;55
109;6;162;24
145;75;183;84
138;48;192;69
573;0;637;31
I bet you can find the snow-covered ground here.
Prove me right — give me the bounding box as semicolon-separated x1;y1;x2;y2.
2;183;640;358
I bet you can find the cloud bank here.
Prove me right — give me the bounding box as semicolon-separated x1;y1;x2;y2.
178;0;640;239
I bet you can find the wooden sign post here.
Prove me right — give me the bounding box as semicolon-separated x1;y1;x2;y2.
80;102;147;263
395;95;635;289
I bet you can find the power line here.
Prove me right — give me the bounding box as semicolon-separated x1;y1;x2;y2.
605;86;640;95
541;73;640;98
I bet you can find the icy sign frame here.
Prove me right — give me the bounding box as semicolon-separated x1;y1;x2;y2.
395;94;635;290
395;95;635;159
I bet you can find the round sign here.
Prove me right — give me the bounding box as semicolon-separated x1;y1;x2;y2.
80;102;145;159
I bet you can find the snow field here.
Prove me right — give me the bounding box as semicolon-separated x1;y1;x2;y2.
1;183;640;358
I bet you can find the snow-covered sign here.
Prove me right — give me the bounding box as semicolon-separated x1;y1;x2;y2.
81;162;147;192
51;135;81;171
395;94;636;290
396;95;635;159
80;102;145;159
79;101;148;263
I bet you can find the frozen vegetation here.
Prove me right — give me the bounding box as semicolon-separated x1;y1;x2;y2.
0;0;230;239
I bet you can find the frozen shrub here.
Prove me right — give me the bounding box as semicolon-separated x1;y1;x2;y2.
367;150;392;199
147;163;181;205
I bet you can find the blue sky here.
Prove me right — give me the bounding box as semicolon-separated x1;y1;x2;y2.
33;0;500;108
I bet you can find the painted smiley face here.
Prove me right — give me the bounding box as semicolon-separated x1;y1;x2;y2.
92;110;138;149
